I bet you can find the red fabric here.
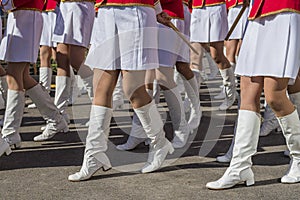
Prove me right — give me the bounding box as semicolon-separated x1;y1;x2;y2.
226;0;243;9
44;0;58;11
249;0;300;19
161;0;184;19
13;0;45;11
95;0;155;7
192;0;225;8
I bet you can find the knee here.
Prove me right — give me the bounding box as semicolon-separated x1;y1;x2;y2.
123;84;140;100
265;96;285;112
40;50;51;62
211;55;221;64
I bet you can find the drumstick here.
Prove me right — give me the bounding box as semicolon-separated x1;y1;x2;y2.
167;22;199;55
225;5;248;41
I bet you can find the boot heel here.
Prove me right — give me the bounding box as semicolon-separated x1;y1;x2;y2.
63;126;69;133
103;165;112;171
169;145;174;154
5;147;12;155
245;178;255;186
241;168;255;186
12;142;21;149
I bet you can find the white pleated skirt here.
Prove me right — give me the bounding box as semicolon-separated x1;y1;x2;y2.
235;12;300;84
0;17;2;40
90;12;101;45
53;1;95;48
183;4;191;37
190;4;228;43
227;5;249;40
40;9;58;47
85;6;159;71
0;10;43;63
158;18;189;67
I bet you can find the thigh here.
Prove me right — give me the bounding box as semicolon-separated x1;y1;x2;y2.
93;69;120;106
264;76;294;116
155;67;176;90
210;41;224;59
121;70;147;97
69;45;86;70
264;77;289;102
288;71;300;94
6;62;28;90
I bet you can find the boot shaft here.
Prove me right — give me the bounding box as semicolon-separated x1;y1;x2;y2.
230;110;261;171
2;90;25;137
277;110;300;158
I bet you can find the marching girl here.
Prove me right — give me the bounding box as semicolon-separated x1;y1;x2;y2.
225;0;249;68
116;0;201;151
206;0;300;189
28;0;59;109
190;0;237;111
0;0;68;155
41;0;95;137
68;0;174;181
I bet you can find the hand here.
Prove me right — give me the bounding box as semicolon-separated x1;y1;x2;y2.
156;11;171;26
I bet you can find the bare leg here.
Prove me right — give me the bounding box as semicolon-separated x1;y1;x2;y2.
225;39;239;64
264;77;294;117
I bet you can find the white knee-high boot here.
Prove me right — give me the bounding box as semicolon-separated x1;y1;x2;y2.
277;110;300;183
77;64;94;101
116;112;147;151
112;74;124;110
28;67;53;109
69;68;80;105
180;75;202;132
134;100;174;173
0;136;11;157
2;90;25;148
0;76;8;126
26;84;69;141
219;68;237;111
216;122;237;163
204;51;219;80
0;75;8;106
206;110;260;189
191;69;203;88
174;69;185;94
39;67;52;92
116;89;154;151
55;76;71;124
163;87;190;149
68;105;112;181
260;104;280;136
289;92;300;116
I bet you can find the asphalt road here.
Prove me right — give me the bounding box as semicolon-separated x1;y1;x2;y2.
0;77;297;200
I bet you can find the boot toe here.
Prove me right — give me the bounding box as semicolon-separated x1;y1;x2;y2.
68;172;83;182
172;141;185;149
216;155;231;163
141;140;174;173
33;134;50;142
281;175;300;183
206;181;223;190
116;144;131;151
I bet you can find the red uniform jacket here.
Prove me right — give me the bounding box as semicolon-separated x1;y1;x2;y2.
10;0;45;11
95;0;158;8
226;0;243;10
44;0;59;11
161;0;184;19
192;0;225;8
249;0;300;20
